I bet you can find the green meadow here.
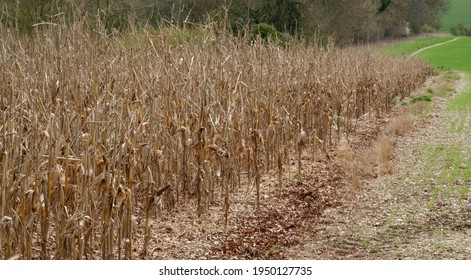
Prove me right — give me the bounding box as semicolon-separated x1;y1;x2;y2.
382;36;471;73
416;36;471;113
439;0;471;33
418;37;471;73
379;36;455;56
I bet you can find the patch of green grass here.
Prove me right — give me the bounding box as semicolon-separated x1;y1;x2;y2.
443;146;461;168
411;95;432;103
426;187;441;209
418;37;471;73
448;117;466;133
434;86;454;97
433;241;447;252
428;145;443;159
422;144;471;187
426;72;460;99
458;187;470;198
465;155;471;182
439;0;471;33
410;101;434;117
293;173;301;180
445;71;461;81
417;38;471;112
265;245;281;256
447;91;471;112
379;36;455;56
361;238;371;247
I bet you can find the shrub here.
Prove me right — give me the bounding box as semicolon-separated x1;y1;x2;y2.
450;23;471;36
421;24;437;33
250;23;286;46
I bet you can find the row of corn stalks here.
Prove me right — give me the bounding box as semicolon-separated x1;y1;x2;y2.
0;16;432;259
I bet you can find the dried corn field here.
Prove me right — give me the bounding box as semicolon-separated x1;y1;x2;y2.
0;18;432;259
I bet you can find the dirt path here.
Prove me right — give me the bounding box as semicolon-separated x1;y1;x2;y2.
286;73;471;259
409;37;460;57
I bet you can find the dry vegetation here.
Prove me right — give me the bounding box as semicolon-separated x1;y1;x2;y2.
0;14;432;259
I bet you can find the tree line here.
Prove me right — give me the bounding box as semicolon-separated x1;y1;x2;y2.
1;0;448;43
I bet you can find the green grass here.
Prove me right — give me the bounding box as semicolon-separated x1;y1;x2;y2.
420;144;471;188
379;36;454;56
411;95;432;103
439;0;471;33
448;117;466;133
418;37;471;73
447;91;471;112
416;37;471;111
